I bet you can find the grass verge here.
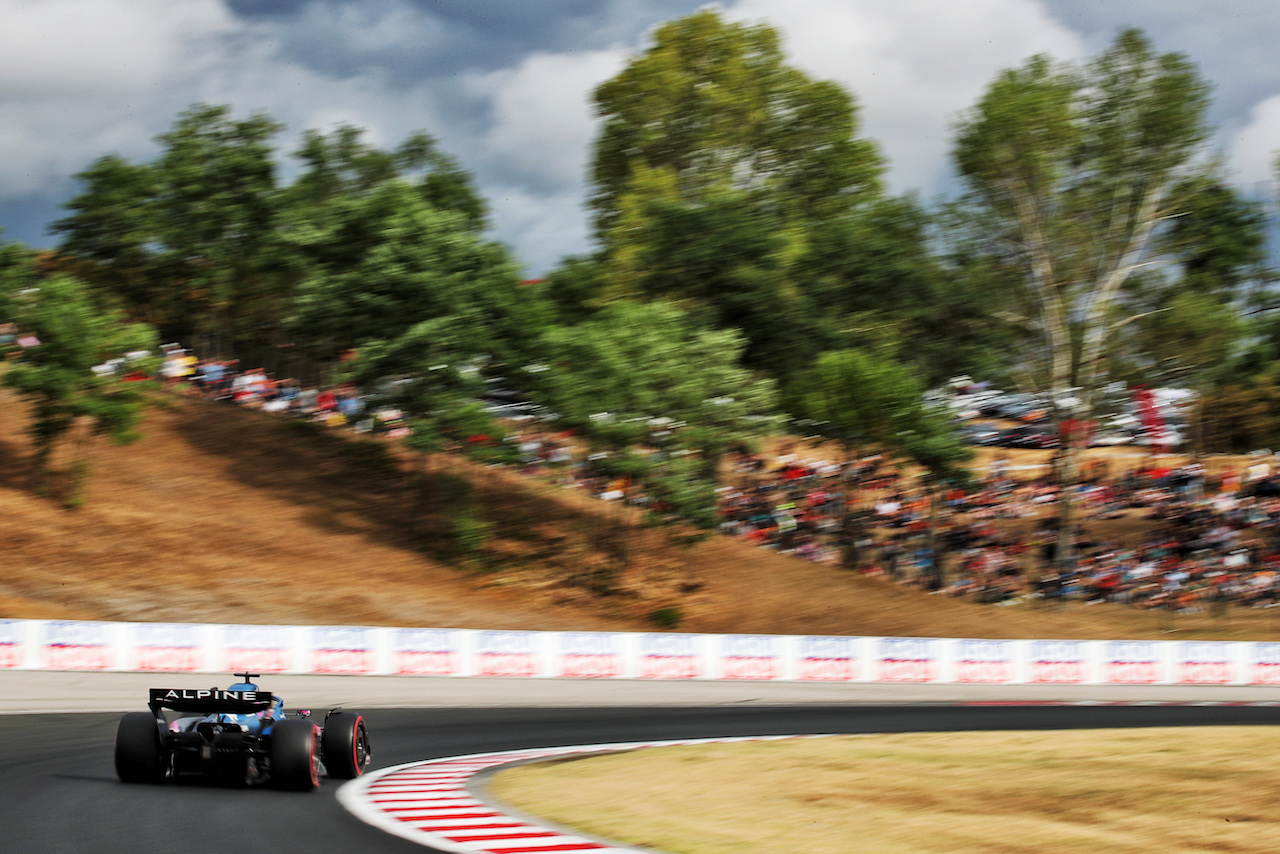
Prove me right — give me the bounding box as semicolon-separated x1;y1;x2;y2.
489;728;1280;854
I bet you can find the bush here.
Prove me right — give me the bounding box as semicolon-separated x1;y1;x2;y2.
648;605;684;629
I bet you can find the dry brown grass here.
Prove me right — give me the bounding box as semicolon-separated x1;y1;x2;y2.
2;384;1280;640
489;729;1280;854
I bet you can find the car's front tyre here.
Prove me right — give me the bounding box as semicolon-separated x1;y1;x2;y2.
321;712;370;779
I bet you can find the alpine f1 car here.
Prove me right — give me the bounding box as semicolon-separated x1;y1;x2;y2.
114;673;371;790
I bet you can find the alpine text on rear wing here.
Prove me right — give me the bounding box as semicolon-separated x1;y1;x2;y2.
148;688;273;715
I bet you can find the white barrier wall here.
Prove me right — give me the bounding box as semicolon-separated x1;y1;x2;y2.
4;618;1280;686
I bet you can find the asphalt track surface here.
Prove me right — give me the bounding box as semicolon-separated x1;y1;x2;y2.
5;701;1280;853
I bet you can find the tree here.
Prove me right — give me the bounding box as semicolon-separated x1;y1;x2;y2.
600;184;825;375
591;10;881;239
532;300;778;516
286;125;489;231
1160;178;1269;301
0;236;35;322
151;104;284;351
287;179;551;470
50;156;158;321
3;274;157;503
588;10;886;379
1113;178;1268;396
792;347;970;574
51;105;285;352
541;256;609;325
952;28;1213;569
52;110;495;368
288;181;548;372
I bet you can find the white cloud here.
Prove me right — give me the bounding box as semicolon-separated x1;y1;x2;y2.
0;0;237;98
723;0;1087;192
487;186;594;276
477;47;628;187
0;0;234;96
290;0;452;58
4;0;1278;274
0;0;453;198
1226;95;1280;190
0;0;240;194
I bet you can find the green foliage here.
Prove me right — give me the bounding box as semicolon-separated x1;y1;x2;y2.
289;181;548;368
647;605;684;630
404;418;444;454
440;475;492;564
51;105;285;350
591;9;881;238
1160;178;1269;298
645;456;719;529
51;106;498;368
1197;371;1280;453
0;237;36;323
541;256;608;324
590;9;887;380
1131;290;1242;389
152;105;285;347
286;125;489;231
50;156;159;318
951;28;1214;400
286;178;549;455
3;274;157;488
952;28;1215;569
533;299;776;523
434;401;517;464
535;300;777;466
793;348;970;482
603;185;825;376
451;509;493;563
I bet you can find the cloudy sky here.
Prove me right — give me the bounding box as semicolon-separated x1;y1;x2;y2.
3;0;1280;275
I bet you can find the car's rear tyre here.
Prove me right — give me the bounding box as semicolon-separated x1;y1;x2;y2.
322;712;370;779
271;719;320;790
115;712;166;784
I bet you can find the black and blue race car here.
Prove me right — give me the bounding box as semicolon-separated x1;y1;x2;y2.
114;673;371;790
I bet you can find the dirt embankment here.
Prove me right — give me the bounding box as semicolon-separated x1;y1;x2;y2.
2;388;1277;641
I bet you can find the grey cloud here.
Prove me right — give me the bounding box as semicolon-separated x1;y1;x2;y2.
6;0;1280;278
226;0;700;78
1042;0;1280;125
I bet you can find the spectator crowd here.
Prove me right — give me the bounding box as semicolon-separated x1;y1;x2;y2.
134;346;1280;616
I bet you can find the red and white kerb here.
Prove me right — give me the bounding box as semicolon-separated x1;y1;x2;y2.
337;735;822;853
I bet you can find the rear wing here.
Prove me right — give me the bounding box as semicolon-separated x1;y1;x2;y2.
149;688;273;716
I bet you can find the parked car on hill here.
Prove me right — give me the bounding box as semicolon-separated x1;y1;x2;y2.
997;425;1058;449
957;422;1003;446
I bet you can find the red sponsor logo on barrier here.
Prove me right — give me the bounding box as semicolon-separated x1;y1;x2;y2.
955;661;1013;684
1248;662;1280;685
558;654;622;678
1029;662;1087;683
476;653;538;677
394;651;461;676
1105;662;1160;684
1177;662;1232;685
222;649;291;673
135;647;202;672
313;649;375;675
798;658;857;681
44;645;113;671
640;656;699;679
721;657;780;681
0;644;22;669
877;660;936;683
